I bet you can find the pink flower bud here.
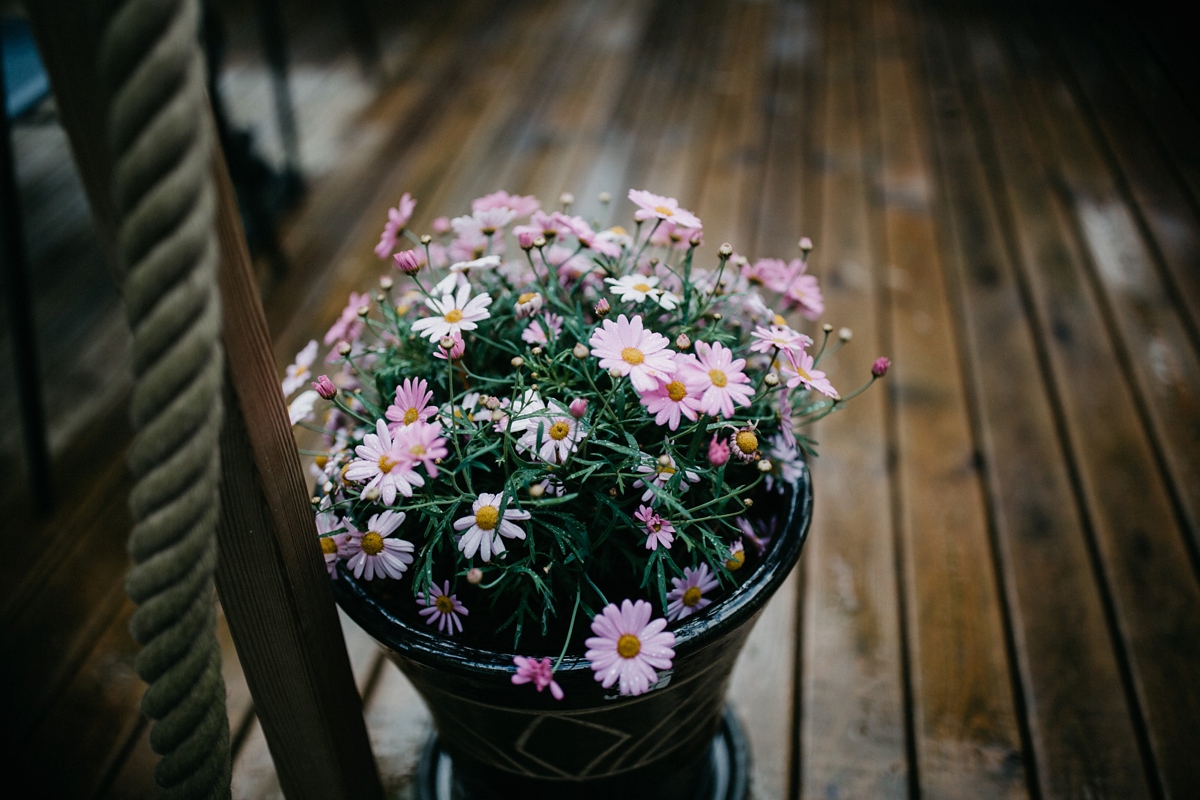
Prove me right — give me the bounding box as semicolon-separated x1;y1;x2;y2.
435;332;466;361
594;298;611;317
312;375;337;399
569;398;588;419
872;356;891;378
799;236;814;252
708;434;730;467
689;229;704;247
393;249;422;275
675;334;691;350
431;216;452;235
518;231;536;250
466;568;483;585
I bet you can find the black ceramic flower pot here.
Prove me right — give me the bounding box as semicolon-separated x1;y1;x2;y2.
332;466;811;800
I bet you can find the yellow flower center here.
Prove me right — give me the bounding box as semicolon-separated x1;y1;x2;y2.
708;369;728;388
315;455;328;469
794;364;813;383
773;314;787;326
472;246;485;258
410;444;426;457
518;292;538;304
320;537;338;555
735;431;759;453
549;421;571;441
444;309;464;324
621;347;645;365
617;634;641;659
435;595;455;614
726;550;746;571
633;283;653;293
654;205;674;217
404;407;419;424
666;381;688;402
610;225;628;235
482;225;497;235
378;455;396;474
475;505;500;530
361;532;385;556
657;464;676;477
682;586;703;607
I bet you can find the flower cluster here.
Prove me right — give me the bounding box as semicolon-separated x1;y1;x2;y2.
285;188;885;697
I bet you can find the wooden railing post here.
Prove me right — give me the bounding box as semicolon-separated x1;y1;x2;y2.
24;4;385;798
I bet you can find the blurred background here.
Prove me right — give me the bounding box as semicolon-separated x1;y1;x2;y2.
2;0;1199;797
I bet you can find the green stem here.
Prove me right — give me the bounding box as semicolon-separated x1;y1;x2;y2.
553;590;582;670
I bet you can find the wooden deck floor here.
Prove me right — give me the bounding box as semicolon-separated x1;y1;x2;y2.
5;0;1200;797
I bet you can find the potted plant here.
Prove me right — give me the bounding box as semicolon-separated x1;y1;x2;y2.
283;189;887;799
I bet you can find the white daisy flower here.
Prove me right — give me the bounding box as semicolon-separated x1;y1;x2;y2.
282;340;319;396
605;274;664;305
515;399;588;464
453;492;531;562
345;510;415;580
288;390;320;425
633;452;700;504
412;282;493;342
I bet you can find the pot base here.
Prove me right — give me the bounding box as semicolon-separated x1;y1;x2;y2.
415;705;751;800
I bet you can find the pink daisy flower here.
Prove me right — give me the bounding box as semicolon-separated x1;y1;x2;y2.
633;504;675;551
344;420;425;505
783;273;824;320
512;656;564;700
374;193;416;259
678;341;753;418
417;580;469;635
317;513;351;579
386;377;437;429
521;312;564;345
627;189;703;230
638;376;702;431
666;563;719;622
782;349;838;398
589;314;676;393
345;510;415;580
749;325;812;358
736;515;777;557
764;432;805;493
324;291;368;346
514;209;570;241
748;258;824;320
473;190;540;218
453;492;531;562
447;230;493;262
554;213;622;257
633;453;700;504
393;420;449;478
585;599;676;697
412;282;493;342
778;387;797;449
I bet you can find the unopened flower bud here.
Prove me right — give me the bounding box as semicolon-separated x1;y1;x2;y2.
357;305;370;317
528;483;546;498
733;254;748;268
337;341;352;355
511;356;525;368
675;334;691;350
718;242;733;258
823;323;834;333
313;375;337;399
648;257;659;267
657;454;672;468
394;249;422;275
515;291;543;319
440;336;456;350
569;398;588;419
839;327;853;342
764;372;779;386
799;236;814;253
709;434;730;466
608;368;623;379
531;346;544;356
432;216;451;235
466;567;483;585
594;298;611;317
689;230;704;247
312;496;321;505
872;356;891;378
559;192;575;206
518;231;536;250
598;191;612;204
484;396;501;410
757;459;773;473
572;343;590;359
363;486;381;502
533;236;547;249
379;275;393;290
743;498;754;508
420;234;433;245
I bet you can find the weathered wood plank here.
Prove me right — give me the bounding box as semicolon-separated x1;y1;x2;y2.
917;5;1152;797
798;1;908;796
867;0;1028;795
971;16;1200;798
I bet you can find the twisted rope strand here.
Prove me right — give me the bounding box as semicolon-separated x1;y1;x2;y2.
99;0;231;795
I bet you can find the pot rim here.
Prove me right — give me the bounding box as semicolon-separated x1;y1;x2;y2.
333;462;812;679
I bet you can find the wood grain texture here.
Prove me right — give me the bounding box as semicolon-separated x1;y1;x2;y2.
917;5;1151;797
867;0;1027;796
969;14;1200;798
799;1;908;796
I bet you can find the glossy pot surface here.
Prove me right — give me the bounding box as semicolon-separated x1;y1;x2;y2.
333;466;811;800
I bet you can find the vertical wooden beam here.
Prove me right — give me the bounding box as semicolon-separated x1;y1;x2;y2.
25;6;384;798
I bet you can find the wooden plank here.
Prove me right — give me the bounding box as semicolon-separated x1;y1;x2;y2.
866;0;1028;795
917;5;1153;797
999;11;1200;572
969;16;1200;798
798;0;908;796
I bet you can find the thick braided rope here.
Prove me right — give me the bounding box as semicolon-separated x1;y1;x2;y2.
98;0;231;796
